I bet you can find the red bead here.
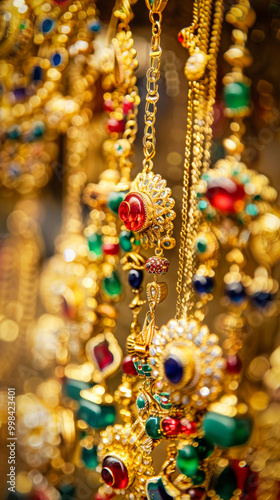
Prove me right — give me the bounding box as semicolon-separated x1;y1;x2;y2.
185;488;206;500
104;99;114;112
123;98;133;114
107;118;125;134
162;417;181;436
178;32;184;44
101;456;129;489
93;340;114;371
226;354;242;374
205;177;246;214
162;417;196;437
119;193;147;231
122;356;137;376
102;243;120;255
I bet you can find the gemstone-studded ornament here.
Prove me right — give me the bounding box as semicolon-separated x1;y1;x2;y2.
119;172;176;250
85;332;122;383
146;256;169;275
149;318;225;408
98;423;155;498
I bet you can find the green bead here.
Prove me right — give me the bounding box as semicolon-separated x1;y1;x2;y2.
203;412;253;448
82;444;98;468
246;203;258;216
145;416;162;440
146;476;173;500
137;393;146;409
102;271;122;298
87;233;102;257
64;379;92;401
196;236;208;254
215;467;237;500
198;200;208;211
194;437;214;460
78;400;116;429
192;469;206;486
108;190;128;214
176;445;200;477
33;120;45;137
119;230;133;252
223;82;250;111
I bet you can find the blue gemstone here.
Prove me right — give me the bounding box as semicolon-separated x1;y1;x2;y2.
225;281;246;303
52;52;62;66
88;18;101;32
13;87;26;100
193;274;214;294
164;356;183;384
42;18;53;33
252;291;273;309
128;269;143;289
32;65;42;82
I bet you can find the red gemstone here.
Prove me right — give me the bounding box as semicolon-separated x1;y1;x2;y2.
123;98;133;114
162;417;181;436
104;99;114;112
178;31;184;44
205;177;246;214
122;355;137;376
119;193;147;231
146;257;169;275
226;354;242;374
102;243;120;255
107;118;125;134
101;456;129;489
231;460;249;491
93;340;114;371
162;417;196;437
185;488;206;500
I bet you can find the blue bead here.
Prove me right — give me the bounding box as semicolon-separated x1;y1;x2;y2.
42;18;53;33
252;291;273;308
225;281;246;303
88;19;101;32
128;269;143;289
32;65;42;82
52;52;62;66
164;356;183;384
193;274;214;294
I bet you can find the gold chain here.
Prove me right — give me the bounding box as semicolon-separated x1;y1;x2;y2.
142;8;165;174
176;0;224;319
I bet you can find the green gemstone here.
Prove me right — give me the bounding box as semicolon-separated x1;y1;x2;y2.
87;233;102;257
78;400;116;429
137;394;146;409
64;379;92;401
176;445;200;477
134;238;141;245
102;271;122;298
198;200;208;211
33;121;45;138
192;469;206;486
215;467;237;500
194;437;214;460
134;360;144;375
159;392;172;410
108;190;128;215
203;412;253;448
146;476;173;500
119;230;133;252
82;444;98;469
196;237;208;254
223;82;250;111
142;363;152;375
145;416;162;440
246;203;258;216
